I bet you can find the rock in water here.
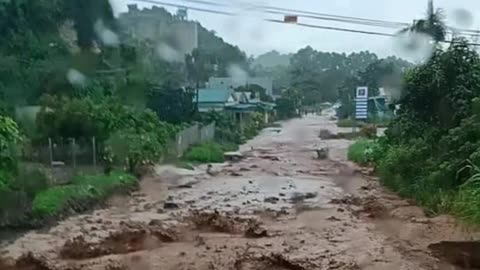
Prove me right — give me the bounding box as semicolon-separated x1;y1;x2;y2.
316;148;329;160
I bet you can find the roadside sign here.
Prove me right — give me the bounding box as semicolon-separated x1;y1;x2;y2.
355;86;368;120
284;15;298;23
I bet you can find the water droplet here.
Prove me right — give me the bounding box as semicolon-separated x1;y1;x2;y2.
66;69;87;86
393;31;435;63
451;8;473;28
156;43;183;63
94;20;119;46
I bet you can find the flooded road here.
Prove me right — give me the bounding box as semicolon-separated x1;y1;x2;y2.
1;113;479;269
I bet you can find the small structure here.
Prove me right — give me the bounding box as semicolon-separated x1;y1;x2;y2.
195;88;236;112
225;92;276;126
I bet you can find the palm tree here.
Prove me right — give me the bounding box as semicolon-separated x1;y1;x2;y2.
400;0;447;42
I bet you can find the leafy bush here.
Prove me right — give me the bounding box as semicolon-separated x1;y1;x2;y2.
360;124;377;139
347;139;383;165
244;112;265;140
12;165;50;199
199;111;242;145
32;171;135;217
106;129;166;173
0;116;22;172
36;96;179;145
185;143;224;163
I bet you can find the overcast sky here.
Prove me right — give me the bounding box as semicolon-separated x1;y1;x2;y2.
110;0;480;57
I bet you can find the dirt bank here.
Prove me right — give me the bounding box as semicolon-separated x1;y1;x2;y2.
1;113;479;270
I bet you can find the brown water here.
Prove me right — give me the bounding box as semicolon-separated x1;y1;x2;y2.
1;112;479;270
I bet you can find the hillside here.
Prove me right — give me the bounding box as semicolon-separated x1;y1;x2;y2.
252;50;291;68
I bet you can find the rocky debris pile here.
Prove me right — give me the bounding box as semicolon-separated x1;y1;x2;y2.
188;210;268;238
60;221;180;260
233;252;310;270
244;219;268;238
0;252;56;270
319;129;338;140
315;148;329;160
353;196;387;218
330;195;362;206
429;241;480;269
224;152;244;162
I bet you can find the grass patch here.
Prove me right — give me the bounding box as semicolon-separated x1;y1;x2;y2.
347;139;380;165
337;119;366;128
184;142;225;163
452;162;480;224
32;171;136;217
337;118;390;128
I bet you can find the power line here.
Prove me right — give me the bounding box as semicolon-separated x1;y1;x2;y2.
168;0;409;28
130;0;480;46
266;19;395;37
172;0;480;36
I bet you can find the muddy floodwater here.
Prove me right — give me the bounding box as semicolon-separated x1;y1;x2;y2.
1;112;480;270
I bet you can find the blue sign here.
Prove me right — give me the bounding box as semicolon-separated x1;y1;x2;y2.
355;87;368;120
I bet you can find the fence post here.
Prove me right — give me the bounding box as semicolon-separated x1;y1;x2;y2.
71;138;76;169
48;138;53;167
92;137;97;169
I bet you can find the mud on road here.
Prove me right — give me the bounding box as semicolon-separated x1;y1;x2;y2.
1;113;480;270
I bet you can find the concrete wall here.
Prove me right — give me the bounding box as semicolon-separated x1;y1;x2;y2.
173;123;215;157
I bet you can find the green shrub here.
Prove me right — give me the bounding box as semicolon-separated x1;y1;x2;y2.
244;112;265;140
107;129;165;173
32;171;135;217
347;139;382;165
185;143;224;163
452;161;480;224
0;116;22;173
337;119;366;128
12;165;50;199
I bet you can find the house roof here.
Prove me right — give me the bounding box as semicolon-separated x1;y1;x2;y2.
196;88;234;103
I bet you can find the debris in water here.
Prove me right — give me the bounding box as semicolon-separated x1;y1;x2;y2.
264;196;280;204
224;151;244;161
319;129;338;140
164;202;180;209
233;252;309;270
244;220;268;238
315;148;329;160
429;241;480;269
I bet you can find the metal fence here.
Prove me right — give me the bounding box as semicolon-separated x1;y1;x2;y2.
23;137;101;184
173;122;215;157
23;123;215;183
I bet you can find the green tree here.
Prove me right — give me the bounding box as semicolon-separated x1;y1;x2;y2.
147;87;196;124
276;89;302;119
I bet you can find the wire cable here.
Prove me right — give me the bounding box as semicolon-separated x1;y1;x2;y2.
130;0;480;46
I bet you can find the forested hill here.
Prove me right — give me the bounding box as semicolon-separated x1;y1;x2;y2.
253;46;412;103
0;1;248;111
252;51;292;68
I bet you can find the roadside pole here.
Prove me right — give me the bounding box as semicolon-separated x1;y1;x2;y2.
355;86;369;132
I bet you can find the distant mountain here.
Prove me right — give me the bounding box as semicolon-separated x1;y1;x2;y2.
252;51;291;68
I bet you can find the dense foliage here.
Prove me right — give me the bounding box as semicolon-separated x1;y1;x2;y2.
349;39;480;221
185;143;225;163
276;89;302;119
